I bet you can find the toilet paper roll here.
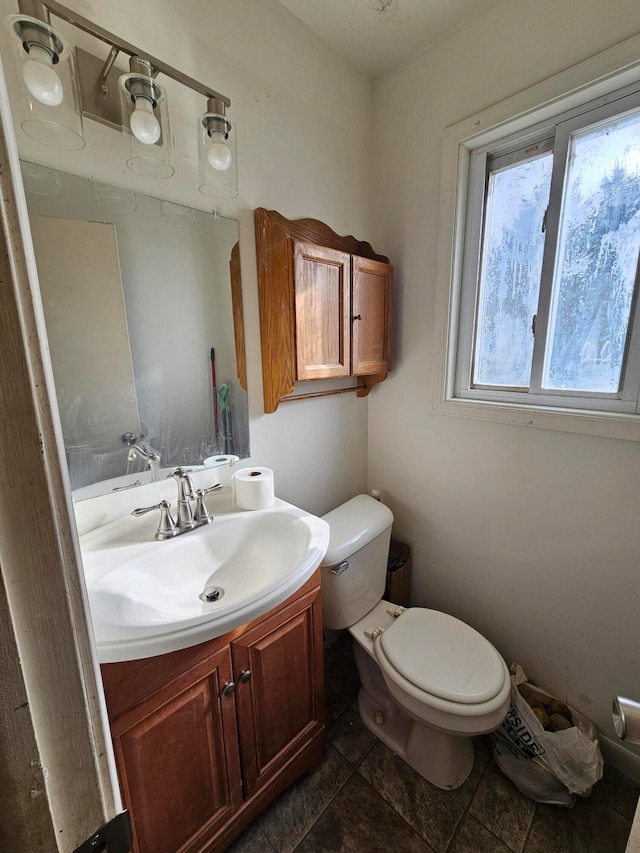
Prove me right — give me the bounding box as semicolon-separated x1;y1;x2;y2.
232;467;275;510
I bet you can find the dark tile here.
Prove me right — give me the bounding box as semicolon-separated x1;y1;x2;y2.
327;707;377;766
324;689;349;729
474;735;492;772
323;631;360;708
254;745;352;853
295;773;434;853
357;740;484;852
469;758;535;851
592;763;640;821
524;795;632;853
448;814;512;853
226;823;275;853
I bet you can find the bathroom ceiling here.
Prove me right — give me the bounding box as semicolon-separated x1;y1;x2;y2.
277;0;493;77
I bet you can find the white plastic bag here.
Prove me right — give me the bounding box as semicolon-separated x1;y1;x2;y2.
489;665;603;806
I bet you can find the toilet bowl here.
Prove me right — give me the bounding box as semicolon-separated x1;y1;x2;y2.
321;495;510;790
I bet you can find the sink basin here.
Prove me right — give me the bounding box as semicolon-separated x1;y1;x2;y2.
80;490;329;662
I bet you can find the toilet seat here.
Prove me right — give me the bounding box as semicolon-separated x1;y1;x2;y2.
378;608;505;704
349;598;510;742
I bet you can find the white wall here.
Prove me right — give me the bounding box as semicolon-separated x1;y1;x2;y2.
0;0;375;516
370;0;640;772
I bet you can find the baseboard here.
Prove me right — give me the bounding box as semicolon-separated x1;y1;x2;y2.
600;734;640;784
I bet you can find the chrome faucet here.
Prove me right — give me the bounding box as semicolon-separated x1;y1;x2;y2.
173;467;197;529
122;432;161;482
132;467;223;540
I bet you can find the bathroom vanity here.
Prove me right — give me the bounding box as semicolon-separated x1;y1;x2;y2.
100;570;324;853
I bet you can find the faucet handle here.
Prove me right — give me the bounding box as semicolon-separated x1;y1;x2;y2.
193;484;222;523
132;499;177;540
202;483;223;494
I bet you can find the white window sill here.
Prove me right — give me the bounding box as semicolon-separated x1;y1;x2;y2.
433;395;640;442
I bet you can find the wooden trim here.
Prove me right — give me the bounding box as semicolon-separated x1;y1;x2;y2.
229;242;247;391
258;208;389;264
357;372;388;397
282;385;365;403
255;208;297;413
0;62;119;849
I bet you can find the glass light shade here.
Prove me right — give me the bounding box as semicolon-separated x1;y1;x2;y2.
92;181;137;213
20;161;62;196
119;72;174;179
6;15;85;151
160;200;195;226
198;111;238;200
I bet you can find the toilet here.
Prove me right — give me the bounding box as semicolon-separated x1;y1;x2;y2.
321;494;510;790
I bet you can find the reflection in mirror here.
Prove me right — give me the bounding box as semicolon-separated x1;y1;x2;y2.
21;162;249;498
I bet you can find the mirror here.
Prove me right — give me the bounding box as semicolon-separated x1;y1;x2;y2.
21;161;249;498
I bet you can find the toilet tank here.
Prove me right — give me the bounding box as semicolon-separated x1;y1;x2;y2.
321;494;394;630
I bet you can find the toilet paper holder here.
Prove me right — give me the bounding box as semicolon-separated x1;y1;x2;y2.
612;696;640;744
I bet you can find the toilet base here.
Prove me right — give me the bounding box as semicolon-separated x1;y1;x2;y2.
358;689;474;790
353;641;475;790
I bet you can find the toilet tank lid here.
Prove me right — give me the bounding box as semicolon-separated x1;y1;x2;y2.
320;494;393;567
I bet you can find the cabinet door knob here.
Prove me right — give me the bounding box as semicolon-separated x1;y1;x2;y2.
352;314;362;321
239;670;252;684
222;681;236;696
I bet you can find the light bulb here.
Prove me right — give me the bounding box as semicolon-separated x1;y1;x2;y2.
207;131;232;171
129;96;160;145
22;44;63;106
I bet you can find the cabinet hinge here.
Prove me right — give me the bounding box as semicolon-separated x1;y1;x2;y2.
73;811;133;853
541;207;548;233
531;314;537;337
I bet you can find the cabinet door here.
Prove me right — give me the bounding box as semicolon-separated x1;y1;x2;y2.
294;240;351;379
352;256;393;375
232;587;324;798
110;646;242;853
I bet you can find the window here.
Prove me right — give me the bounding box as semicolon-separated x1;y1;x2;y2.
444;74;640;437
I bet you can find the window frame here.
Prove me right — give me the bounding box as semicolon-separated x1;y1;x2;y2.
433;36;640;442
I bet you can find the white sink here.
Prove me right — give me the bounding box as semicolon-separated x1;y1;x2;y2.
80;489;329;663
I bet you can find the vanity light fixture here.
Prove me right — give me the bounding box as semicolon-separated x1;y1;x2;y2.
6;0;236;190
198;97;239;200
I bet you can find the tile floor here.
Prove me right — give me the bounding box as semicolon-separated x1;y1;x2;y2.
230;632;640;853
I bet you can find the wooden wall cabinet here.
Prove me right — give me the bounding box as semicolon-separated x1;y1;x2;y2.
255;208;393;413
101;573;324;853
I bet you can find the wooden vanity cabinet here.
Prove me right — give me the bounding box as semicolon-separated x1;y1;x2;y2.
255;208;393;412
100;572;324;853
